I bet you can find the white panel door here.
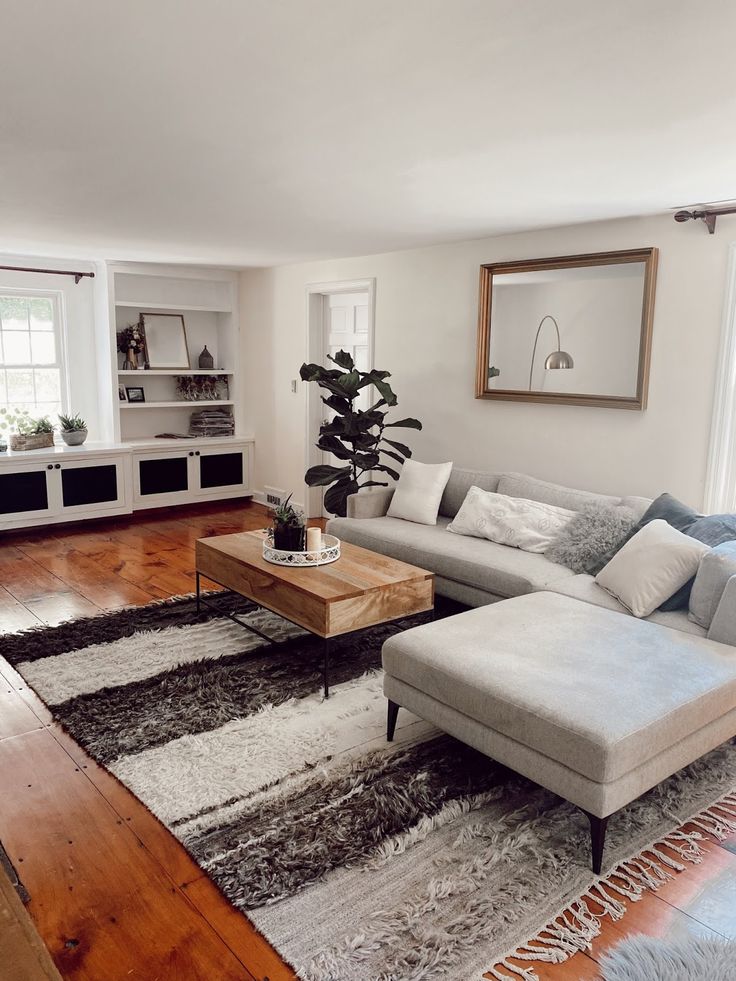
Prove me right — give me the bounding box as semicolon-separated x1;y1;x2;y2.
325;291;372;411
319;289;373;515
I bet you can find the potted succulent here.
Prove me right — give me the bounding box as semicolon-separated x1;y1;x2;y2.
9;415;55;452
271;494;306;551
58;413;88;446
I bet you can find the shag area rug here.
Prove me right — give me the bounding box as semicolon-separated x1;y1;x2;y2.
4;593;736;981
599;935;736;980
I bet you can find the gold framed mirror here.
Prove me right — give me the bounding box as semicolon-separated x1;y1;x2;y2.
475;248;658;409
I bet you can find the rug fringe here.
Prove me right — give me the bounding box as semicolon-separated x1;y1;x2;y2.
488;787;736;980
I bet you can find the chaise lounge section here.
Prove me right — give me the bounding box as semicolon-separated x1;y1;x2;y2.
383;590;736;873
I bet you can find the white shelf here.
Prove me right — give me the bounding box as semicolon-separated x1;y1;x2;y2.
117;369;234;376
114;301;231;313
120;400;235;409
123;436;254;449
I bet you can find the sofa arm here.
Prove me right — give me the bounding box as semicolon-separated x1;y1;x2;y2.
346;488;395;519
707;575;736;647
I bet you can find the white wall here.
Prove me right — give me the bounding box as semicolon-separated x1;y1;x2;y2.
240;214;732;511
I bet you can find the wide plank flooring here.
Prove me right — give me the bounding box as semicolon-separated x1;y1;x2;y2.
0;500;734;981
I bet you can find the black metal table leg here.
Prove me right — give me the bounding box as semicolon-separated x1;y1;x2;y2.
196;571;201;615
323;637;331;698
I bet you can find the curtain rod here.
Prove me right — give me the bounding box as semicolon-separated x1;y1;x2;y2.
0;264;95;284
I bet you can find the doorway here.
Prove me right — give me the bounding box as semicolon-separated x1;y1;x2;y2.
305;279;376;518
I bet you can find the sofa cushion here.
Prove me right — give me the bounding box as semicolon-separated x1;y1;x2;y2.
326;515;574;598
439;468;502;518
381;592;736;783
690;542;736;629
595;520;710;618
497;472;622;512
386;459;453;525
447;486;575;553
545;503;637;573
548;574;707;637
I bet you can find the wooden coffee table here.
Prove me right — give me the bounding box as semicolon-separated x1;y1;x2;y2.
194;529;434;696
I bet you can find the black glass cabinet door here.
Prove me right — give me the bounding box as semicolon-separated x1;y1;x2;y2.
0;470;49;514
139;457;189;496
199;452;243;489
62;465;118;508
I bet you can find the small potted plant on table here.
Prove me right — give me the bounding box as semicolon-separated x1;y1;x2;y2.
272;494;305;551
58;413;88;446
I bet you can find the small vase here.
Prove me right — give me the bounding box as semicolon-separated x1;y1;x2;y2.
123;347;137;370
198;345;215;370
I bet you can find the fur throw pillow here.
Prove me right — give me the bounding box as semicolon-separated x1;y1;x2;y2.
545;503;637;573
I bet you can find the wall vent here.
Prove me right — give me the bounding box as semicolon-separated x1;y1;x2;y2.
264;486;287;508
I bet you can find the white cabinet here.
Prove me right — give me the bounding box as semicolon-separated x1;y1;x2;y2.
0;447;132;531
0;439;254;530
132;439;253;510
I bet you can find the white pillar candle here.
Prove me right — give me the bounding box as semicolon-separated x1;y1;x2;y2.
306;527;322;553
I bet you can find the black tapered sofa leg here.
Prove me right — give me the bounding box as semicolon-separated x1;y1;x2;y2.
387;700;400;741
582;810;610;874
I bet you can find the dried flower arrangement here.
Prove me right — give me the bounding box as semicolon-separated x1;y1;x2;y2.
175;374;229;401
116;322;145;354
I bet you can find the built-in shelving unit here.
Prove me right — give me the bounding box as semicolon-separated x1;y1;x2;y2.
107;263;242;445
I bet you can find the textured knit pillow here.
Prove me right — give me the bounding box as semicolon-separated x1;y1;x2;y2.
596;520;710;618
447;486;575;553
545;503;637;574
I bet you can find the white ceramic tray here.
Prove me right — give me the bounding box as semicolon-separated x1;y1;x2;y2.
262;532;341;567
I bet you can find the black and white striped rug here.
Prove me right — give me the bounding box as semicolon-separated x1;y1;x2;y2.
5;594;736;981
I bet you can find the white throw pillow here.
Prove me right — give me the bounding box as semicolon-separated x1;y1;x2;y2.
447;486;576;553
387;460;453;525
596;519;710;618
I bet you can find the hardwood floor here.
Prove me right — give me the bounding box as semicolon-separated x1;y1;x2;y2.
0;500;734;980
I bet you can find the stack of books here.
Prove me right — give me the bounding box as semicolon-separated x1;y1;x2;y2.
189;407;235;438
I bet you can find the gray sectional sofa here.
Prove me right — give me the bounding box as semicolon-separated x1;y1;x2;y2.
327;467;736;872
328;467;676;614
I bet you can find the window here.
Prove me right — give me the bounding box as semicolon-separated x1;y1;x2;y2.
0;292;67;424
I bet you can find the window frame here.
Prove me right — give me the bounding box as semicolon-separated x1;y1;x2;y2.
705;242;736;513
0;287;69;422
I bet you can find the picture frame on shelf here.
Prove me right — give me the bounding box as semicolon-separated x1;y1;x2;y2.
125;386;145;403
140;312;190;369
118;385;128;402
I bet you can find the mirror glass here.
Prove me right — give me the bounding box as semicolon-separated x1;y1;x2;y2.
476;249;657;409
141;313;190;369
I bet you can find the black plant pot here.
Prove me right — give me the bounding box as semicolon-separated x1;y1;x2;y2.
273;524;305;551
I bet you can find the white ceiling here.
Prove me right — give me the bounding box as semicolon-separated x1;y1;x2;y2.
2;0;735;267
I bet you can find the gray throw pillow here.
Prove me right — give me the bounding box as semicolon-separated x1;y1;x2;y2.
546;503;637;574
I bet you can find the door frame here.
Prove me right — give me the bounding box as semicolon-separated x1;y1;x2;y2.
304;278;376;518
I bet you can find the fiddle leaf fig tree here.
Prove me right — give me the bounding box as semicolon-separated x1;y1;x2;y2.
300;351;422;516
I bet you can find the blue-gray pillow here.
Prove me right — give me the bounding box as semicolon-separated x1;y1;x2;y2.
584;493;699;577
662;512;736;611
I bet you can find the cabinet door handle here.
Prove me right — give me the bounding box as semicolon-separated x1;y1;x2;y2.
55;464;61;469
188;451;194;457
47;464;53;470
195;451;200;456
